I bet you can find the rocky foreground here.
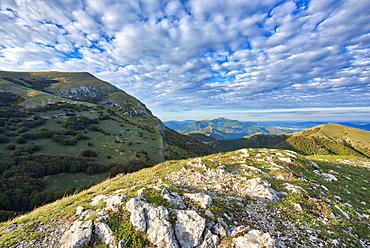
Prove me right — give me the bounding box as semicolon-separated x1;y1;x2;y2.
0;148;369;247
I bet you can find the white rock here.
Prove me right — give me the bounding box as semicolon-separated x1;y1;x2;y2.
334;205;350;219
91;195;109;206
95;222;115;248
236;178;279;201
146;206;179;248
293;203;303;212
174;210;206;248
278;157;292;163
105;194;127;211
125;197;179;248
212;222;227;238
90;193;127;211
198;229;220;248
283;183;306;194
232;230;276;248
125;198;147;232
309;161;320;169
204;210;214;219
137;187;147;197
321;173;338;182
228;225;249;237
184;193;212;208
76;206;84;215
161;188;186;209
60;220;93;248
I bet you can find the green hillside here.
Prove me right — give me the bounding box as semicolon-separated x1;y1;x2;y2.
211;123;370;157
0;71;218;220
177;117;282;139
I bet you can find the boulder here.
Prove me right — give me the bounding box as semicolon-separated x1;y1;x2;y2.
198;229;220;248
161;188;186;209
184;193;212;208
232;229;276;248
59;220;93;248
125;197;179;248
125;197;148;232
235;178;279;201
95;222;115;248
174;210;206;248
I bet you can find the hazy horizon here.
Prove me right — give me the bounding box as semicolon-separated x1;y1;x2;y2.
1;0;369;122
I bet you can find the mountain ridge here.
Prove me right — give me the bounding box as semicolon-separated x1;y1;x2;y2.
166;117;283;140
0;148;369;247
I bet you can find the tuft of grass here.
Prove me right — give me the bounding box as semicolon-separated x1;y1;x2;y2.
105;209;149;248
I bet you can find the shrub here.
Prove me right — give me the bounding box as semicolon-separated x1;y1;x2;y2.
0;135;9;143
15;136;27;144
81;149;98;157
75;134;89;140
6;143;16;150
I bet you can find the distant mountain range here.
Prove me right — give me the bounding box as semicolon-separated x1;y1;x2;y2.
164;117;283;139
164;119;370;138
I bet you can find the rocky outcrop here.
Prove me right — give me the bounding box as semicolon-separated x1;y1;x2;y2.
173;210;205;248
235;178;279;201
184;193;212;208
3;148;369;248
126;197;179;248
60;220;93;248
232;230;277;248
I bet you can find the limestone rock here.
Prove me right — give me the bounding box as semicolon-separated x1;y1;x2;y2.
59;220;93;248
95;222;115;248
161;188;186;209
236;178;279;201
146;205;179;248
90;193;127;211
211;222;227;238
232;230;276;248
174;210;206;248
198;229;220;248
125;197;179;248
125;197;148;232
228;225;249;237
184;193;212;208
76;206;84;215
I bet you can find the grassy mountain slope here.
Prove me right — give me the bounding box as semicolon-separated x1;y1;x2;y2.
211;123;370;157
176;117;282;139
0;149;368;247
0;71;163;133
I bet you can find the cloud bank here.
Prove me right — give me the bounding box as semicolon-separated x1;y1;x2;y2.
1;0;369;121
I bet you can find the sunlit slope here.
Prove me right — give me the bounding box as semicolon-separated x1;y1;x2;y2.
0;71;163;133
210;123;370;157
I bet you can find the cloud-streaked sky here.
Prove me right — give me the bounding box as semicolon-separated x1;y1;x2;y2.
1;0;370;121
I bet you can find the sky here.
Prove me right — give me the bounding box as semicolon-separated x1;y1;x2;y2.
0;0;370;122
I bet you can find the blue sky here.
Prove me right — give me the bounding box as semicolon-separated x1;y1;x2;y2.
0;0;370;122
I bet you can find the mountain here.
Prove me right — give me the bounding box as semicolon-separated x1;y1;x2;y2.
167;117;283;139
0;148;368;247
211;123;370;157
0;71;217;220
164;120;196;130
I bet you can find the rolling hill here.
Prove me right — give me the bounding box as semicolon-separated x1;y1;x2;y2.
167;117;283;139
210;123;370;157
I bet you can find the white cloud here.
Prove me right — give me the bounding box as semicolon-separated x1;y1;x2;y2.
0;0;369;121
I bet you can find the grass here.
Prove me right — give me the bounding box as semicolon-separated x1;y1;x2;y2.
0;148;369;247
43;172;109;191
